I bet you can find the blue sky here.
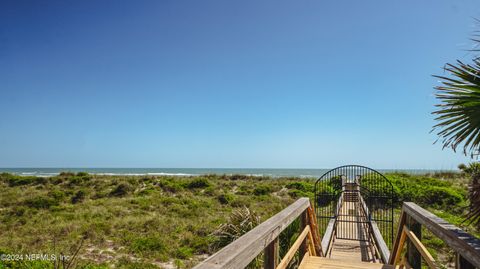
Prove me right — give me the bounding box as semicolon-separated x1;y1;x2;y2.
1;1;479;169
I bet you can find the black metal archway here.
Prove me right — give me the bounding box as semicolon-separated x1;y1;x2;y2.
314;165;394;248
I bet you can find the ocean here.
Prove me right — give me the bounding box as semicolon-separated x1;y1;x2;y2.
0;168;456;178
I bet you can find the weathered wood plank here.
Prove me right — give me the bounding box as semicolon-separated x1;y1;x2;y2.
406;215;422;269
358;193;390;263
393;226;408;266
404;226;438;269
457;253;476;269
389;210;406;264
321;218;335;254
307;226;317;256
371;220;390;263
193;198;310;269
300;210;308;258
402;202;480;267
307;203;323;256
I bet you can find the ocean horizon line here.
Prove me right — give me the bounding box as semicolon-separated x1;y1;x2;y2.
0;167;459;178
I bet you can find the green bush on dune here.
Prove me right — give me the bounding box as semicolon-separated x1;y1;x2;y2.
0;173;47;186
386;173;466;208
110;183;134;197
184;178;211;189
253;185;271;195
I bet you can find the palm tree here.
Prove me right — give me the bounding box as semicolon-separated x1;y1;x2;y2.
433;58;480;156
458;163;480;225
433;38;480;226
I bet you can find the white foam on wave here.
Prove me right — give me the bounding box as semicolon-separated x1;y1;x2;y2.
95;172;197;177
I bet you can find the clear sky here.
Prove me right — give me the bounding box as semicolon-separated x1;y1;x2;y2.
1;1;479;169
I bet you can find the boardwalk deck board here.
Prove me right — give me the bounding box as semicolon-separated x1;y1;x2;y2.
329;199;377;263
299;255;397;269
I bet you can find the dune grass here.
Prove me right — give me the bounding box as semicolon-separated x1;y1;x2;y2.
0;172;475;268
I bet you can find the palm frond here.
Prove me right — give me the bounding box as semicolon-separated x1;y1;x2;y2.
433;59;480;156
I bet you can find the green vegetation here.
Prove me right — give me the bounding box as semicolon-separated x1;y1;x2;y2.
0;171;476;268
0;173;297;268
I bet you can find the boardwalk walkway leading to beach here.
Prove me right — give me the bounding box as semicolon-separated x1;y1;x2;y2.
194;165;480;269
299;197;390;268
328;199;377;263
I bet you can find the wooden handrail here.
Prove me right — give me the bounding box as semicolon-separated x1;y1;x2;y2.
389;202;480;268
358;193;390;263
320;219;335;255
193;198;321;269
320;192;343;255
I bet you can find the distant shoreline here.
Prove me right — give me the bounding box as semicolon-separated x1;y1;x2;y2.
0;167;459;178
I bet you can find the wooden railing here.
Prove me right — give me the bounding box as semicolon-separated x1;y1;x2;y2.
389;202;480;269
193;198;323;269
320;192;342;255
358;192;390;263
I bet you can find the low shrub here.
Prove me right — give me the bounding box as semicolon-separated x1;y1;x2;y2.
185;178;211;189
175;246;193;259
71;190;87;204
387;173;466;208
288;189;313;199
421;186;464;207
204;186;217;196
24;196;59;209
286;181;313;192
59;171;76;177
49;189;66;201
76;172;90;177
110;183;134;197
157;179;183;193
217;193;235;205
0;173;46;186
253;185;271;196
130;236;166;255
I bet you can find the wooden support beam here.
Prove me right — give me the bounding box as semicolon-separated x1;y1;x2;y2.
263;238;278;269
457;253;476;269
393;226;408;266
307;226;317;256
299;210;308;258
307;203;323;256
404;226;438;269
407;215;422;269
389;210;407;264
277;225;312;269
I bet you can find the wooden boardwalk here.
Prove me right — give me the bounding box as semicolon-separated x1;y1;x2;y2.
193;197;480;269
325;199;381;264
299;255;395;269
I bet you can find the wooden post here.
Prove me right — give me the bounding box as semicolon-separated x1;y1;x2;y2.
264;238;279;269
307;203;323;256
299;210;308;257
407;215;422;269
457;253;476;269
